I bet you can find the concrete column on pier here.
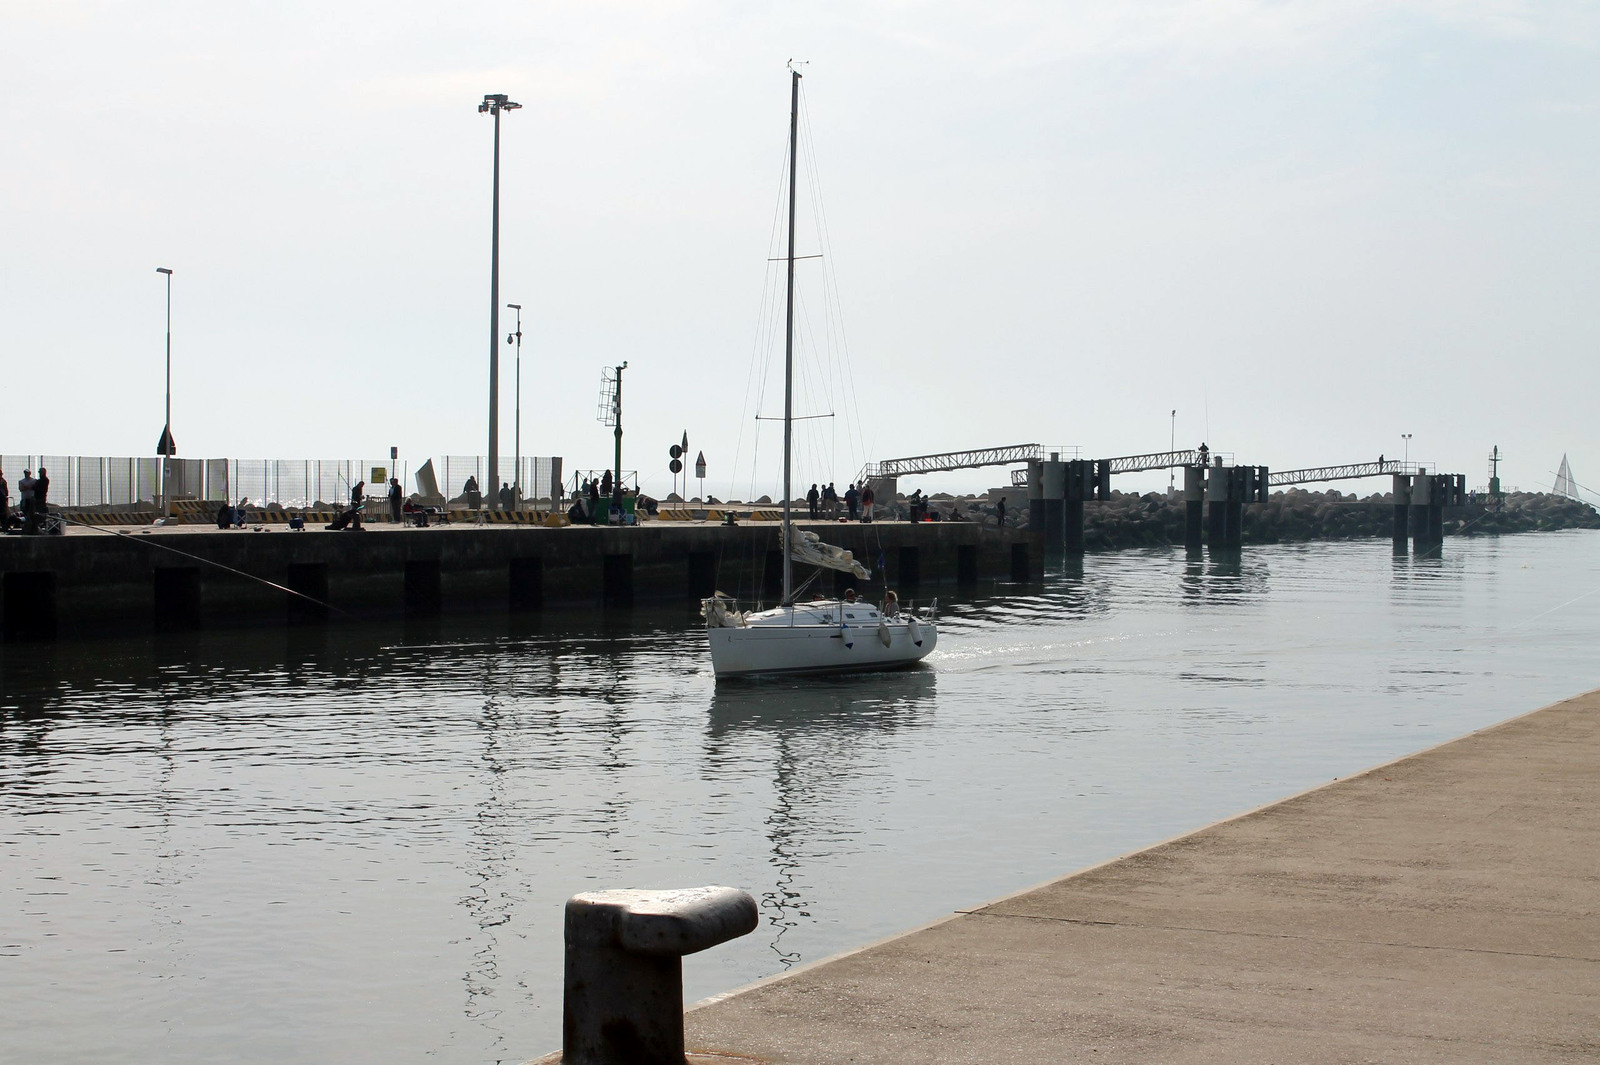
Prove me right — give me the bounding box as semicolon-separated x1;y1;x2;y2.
1064;459;1089;554
1226;467;1247;548
1183;465;1205;552
1410;472;1436;554
1392;474;1412;551
1094;459;1112;502
1041;459;1067;548
1025;460;1045;532
1206;464;1240;550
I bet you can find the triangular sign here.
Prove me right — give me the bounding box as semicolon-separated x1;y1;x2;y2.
695;450;707;476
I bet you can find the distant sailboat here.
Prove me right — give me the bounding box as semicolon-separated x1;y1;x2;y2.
1553;454;1578;499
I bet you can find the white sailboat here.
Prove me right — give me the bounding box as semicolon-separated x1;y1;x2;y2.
1553;454;1578;500
702;68;939;680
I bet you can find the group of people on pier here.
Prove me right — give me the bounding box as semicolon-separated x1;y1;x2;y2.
804;482;876;522
0;466;54;535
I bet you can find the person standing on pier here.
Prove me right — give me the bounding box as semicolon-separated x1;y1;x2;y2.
824;482;838;519
0;468;9;532
388;478;403;524
996;496;1006;527
846;483;859;520
18;469;37;535
499;482;514;511
35;467;49;516
349;480;365;530
860;482;875;523
806;483;819;519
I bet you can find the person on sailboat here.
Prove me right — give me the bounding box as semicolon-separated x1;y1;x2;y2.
883;590;900;617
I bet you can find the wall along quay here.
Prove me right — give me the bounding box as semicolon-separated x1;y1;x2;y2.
0;521;1038;640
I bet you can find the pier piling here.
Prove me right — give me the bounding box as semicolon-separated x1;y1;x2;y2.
1183;465;1205;552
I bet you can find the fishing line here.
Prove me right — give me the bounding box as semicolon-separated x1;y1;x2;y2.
1513;585;1600;628
54;515;349;615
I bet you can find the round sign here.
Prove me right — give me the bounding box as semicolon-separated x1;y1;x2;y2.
669;458;683;474
669;444;683;459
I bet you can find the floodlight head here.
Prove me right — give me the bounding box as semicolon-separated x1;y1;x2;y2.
156;267;172;275
507;303;521;310
480;93;520;114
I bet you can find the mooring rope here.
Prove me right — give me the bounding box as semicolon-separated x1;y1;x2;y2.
49;514;348;615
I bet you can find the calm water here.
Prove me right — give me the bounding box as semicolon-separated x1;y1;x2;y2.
3;533;1598;1064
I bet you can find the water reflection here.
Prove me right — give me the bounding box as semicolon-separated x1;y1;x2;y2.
1178;550;1269;604
706;669;936;966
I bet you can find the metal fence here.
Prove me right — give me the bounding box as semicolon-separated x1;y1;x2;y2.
0;455;561;508
435;456;563;503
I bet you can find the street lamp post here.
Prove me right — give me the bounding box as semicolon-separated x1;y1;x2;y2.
1402;433;1413;465
507;302;522;503
1169;409;1176;493
479;92;521;497
156;267;175;516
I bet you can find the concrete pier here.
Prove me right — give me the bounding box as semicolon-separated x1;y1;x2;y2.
0;519;1037;639
670;690;1600;1064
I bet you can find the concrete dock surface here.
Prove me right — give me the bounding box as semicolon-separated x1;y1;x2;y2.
667;690;1599;1064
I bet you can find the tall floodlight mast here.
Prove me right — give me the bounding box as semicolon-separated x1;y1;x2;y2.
479;92;521;492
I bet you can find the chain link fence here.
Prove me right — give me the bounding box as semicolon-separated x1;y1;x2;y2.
434;456;563;504
0;455;561;508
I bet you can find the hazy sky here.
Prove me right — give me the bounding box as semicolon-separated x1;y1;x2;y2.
4;1;1597;498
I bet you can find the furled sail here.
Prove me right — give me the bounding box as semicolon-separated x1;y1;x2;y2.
787;528;870;578
1553;454;1577;499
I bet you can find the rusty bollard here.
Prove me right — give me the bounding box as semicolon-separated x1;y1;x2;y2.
563;885;759;1065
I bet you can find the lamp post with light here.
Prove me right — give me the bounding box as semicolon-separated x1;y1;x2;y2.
1402;433;1413;465
479;92;520;494
155;267;175;516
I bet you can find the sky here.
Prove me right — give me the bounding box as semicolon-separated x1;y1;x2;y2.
4;1;1598;499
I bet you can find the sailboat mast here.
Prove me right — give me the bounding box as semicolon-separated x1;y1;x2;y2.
781;67;800;605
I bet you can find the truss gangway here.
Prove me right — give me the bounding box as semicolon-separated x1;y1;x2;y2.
865;444;1433;491
859;444;1074;483
1007;449;1215;486
1267;460;1426;487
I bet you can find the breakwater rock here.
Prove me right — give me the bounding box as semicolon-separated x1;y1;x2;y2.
895;491;1598;551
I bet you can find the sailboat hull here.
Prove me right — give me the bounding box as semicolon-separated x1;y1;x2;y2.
707;607;937;679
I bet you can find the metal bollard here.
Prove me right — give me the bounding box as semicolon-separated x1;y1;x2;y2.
563;885;758;1065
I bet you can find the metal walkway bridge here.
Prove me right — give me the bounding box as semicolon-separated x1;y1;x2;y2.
859;444;1058;482
859;444;1423;490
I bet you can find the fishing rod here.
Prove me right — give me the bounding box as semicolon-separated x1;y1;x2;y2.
49;514;348;616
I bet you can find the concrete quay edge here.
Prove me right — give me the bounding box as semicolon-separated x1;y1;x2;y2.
530;687;1600;1063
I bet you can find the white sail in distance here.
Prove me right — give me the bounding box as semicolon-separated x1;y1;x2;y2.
1553;454;1577;499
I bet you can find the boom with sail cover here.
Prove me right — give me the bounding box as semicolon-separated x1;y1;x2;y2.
787;528;870;578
